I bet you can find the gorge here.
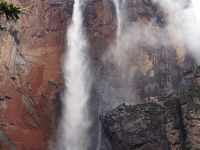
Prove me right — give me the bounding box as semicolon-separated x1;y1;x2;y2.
0;0;200;150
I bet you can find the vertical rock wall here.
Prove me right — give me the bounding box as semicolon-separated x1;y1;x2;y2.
0;0;69;149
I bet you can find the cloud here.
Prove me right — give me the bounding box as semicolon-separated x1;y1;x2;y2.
153;0;200;64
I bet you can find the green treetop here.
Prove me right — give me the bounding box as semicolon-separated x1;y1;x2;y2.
0;0;21;30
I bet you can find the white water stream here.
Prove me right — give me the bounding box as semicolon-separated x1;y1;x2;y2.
59;0;92;150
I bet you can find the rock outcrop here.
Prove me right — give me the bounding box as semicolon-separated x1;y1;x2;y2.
100;87;200;150
100;103;169;150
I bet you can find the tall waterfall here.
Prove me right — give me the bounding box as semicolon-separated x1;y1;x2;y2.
58;0;92;150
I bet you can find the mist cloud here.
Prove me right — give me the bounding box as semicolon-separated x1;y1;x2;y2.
153;0;200;64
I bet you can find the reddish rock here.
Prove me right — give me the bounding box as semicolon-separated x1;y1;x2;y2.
0;0;68;149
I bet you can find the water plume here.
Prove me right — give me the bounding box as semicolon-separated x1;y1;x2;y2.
101;0;138;108
56;0;92;150
153;0;200;65
101;0;171;107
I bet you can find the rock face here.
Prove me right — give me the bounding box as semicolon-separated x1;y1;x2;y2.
100;103;169;150
0;0;199;150
90;0;197;112
180;88;200;149
0;0;69;149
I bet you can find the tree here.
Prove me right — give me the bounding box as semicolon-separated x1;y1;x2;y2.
0;0;21;30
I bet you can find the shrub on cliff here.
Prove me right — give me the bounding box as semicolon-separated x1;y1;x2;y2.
0;0;21;30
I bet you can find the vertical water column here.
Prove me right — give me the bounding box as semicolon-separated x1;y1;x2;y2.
59;0;92;150
113;0;126;37
111;0;127;67
109;0;137;105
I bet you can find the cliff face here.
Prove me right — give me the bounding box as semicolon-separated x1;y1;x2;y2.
90;0;197;111
0;0;199;150
0;0;68;149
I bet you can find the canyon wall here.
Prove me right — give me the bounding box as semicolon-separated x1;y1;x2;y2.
0;0;199;150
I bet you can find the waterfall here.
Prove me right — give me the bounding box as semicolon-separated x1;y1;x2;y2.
111;0;127;67
100;0;138;109
58;0;92;150
112;0;134;85
113;0;126;37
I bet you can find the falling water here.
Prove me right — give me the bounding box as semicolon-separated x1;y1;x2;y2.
58;0;92;150
111;0;127;67
113;0;126;37
101;0;138;108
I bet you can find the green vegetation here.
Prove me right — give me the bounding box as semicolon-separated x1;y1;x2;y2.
0;0;21;30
